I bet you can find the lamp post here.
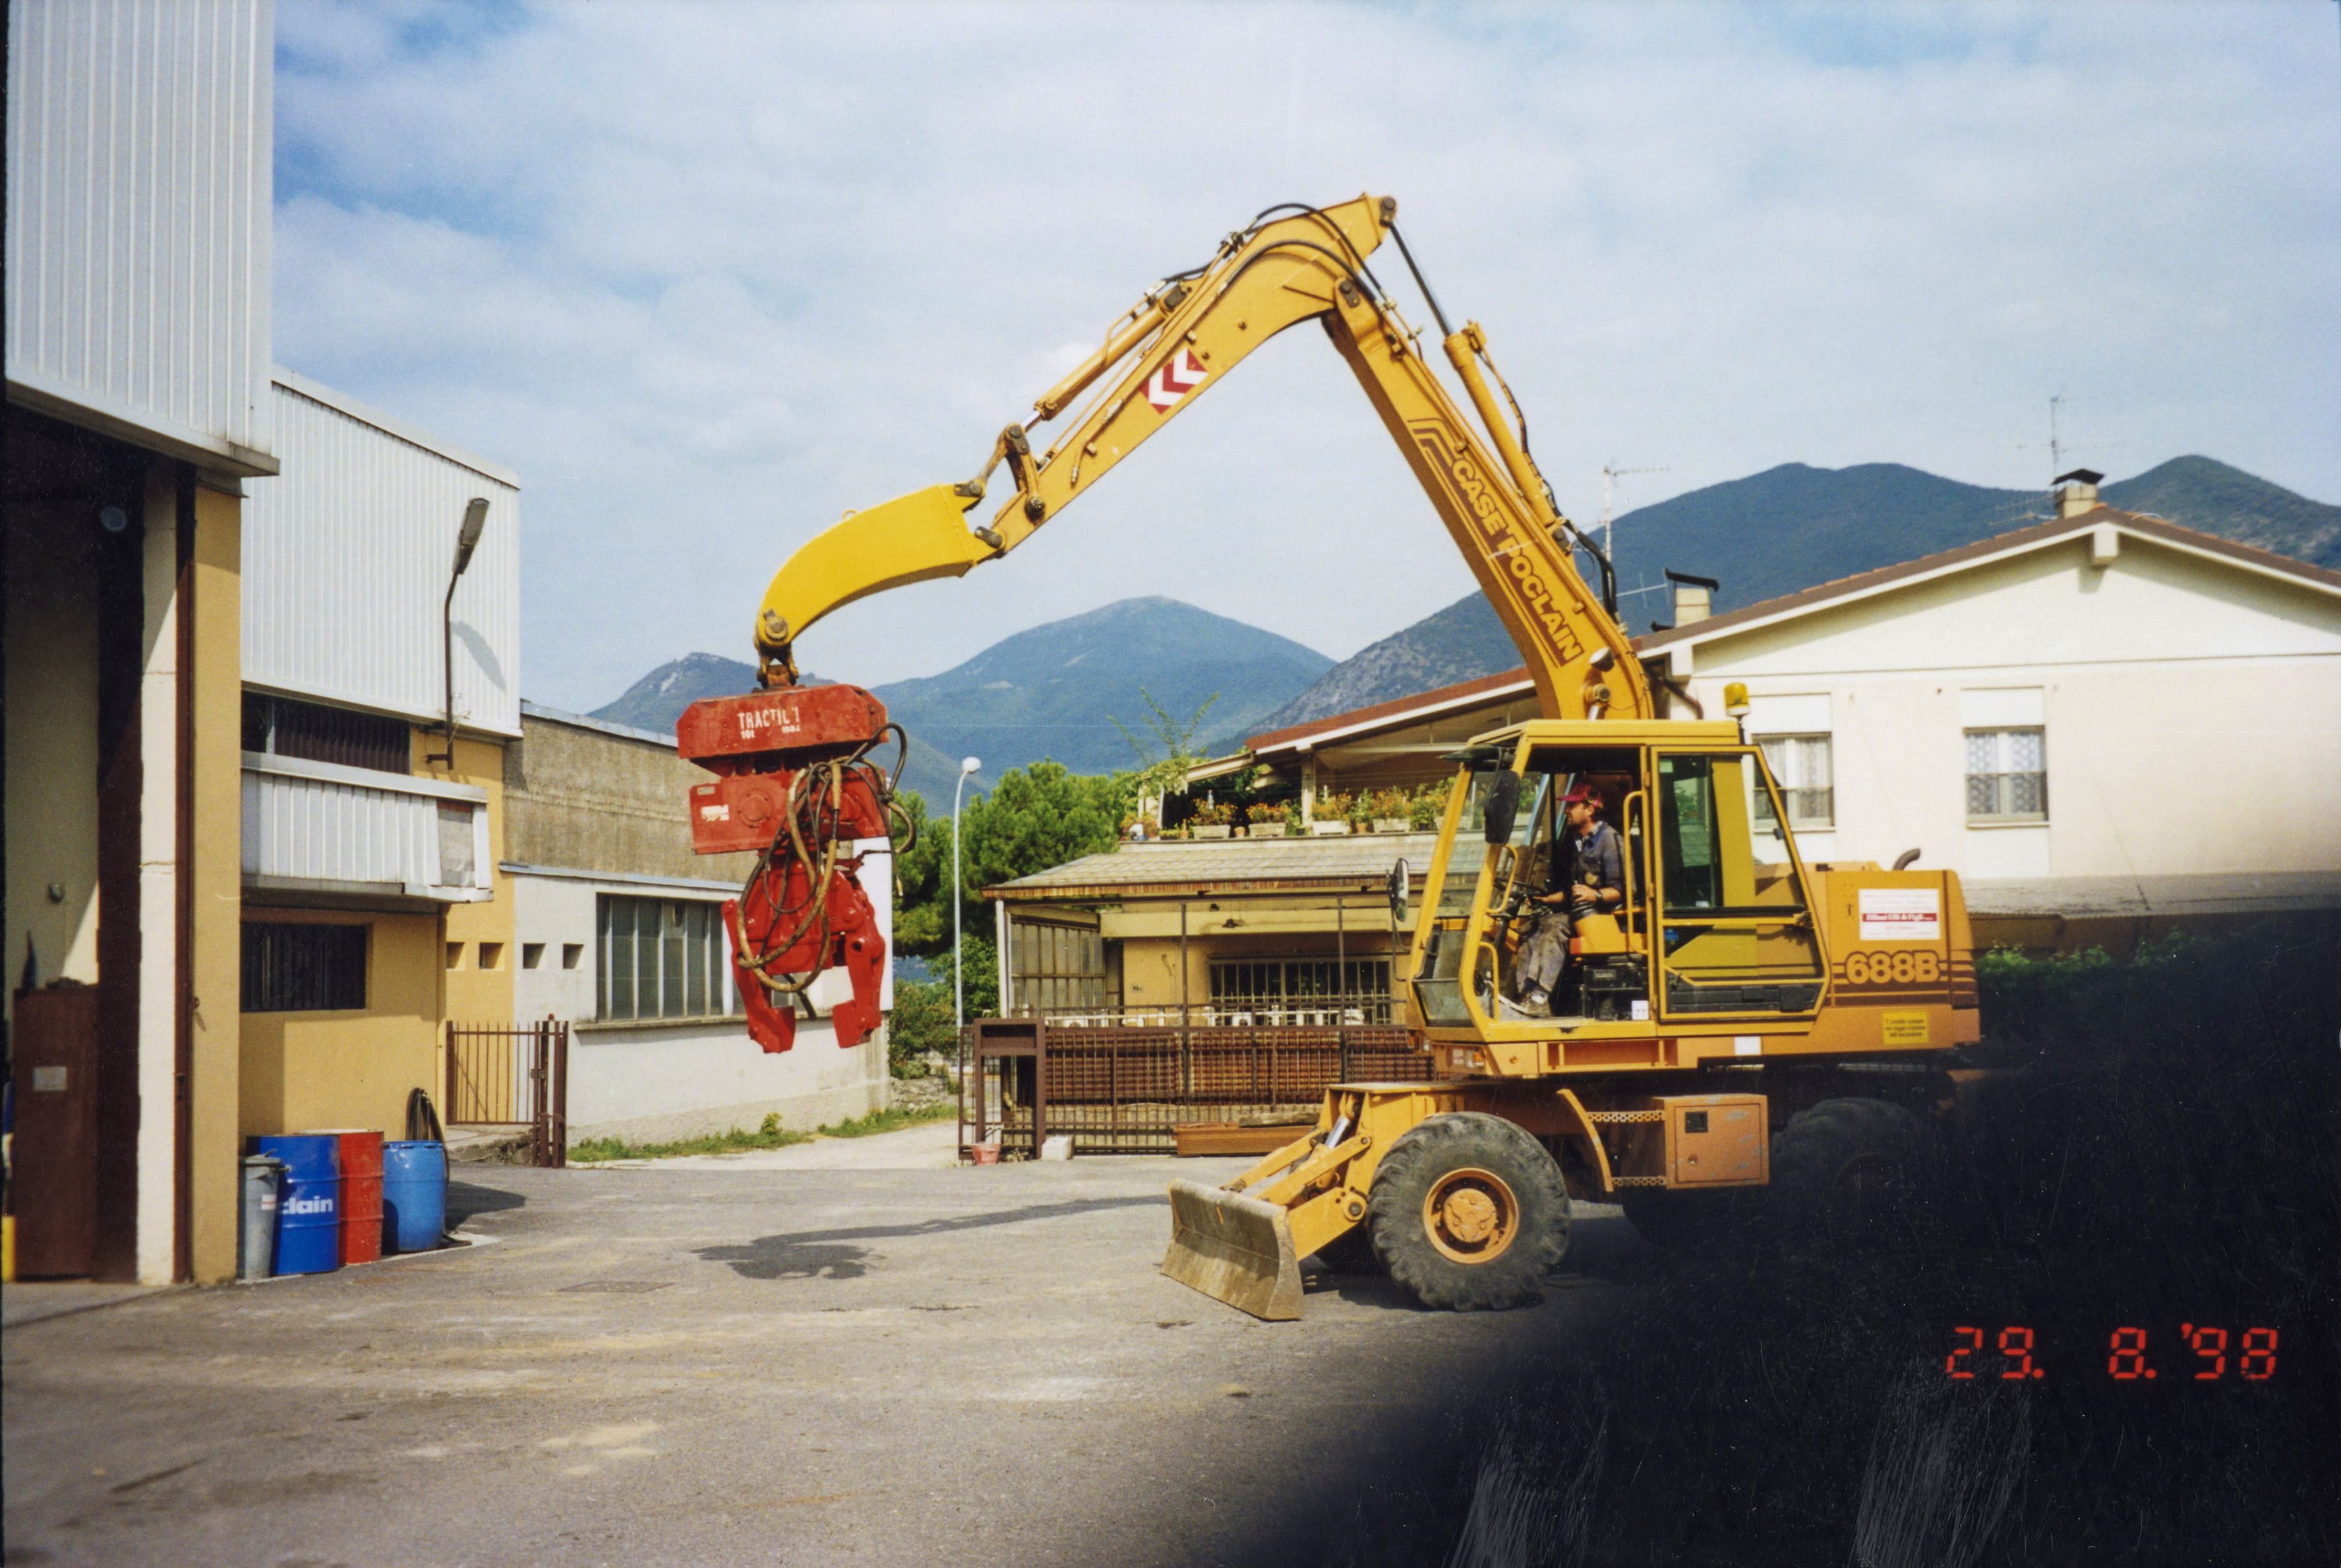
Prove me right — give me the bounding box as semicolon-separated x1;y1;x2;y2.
953;756;982;1033
427;498;491;767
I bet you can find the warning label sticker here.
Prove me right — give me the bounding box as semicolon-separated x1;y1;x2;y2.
1881;1011;1930;1045
1858;887;1941;942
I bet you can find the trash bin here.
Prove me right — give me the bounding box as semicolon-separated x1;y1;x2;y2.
239;1155;287;1281
381;1140;448;1254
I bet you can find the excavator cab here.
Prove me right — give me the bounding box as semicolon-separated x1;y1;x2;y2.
1406;721;1827;1050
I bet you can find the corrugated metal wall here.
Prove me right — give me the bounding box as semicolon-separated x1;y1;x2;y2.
242;770;445;890
243;378;523;736
4;0;274;467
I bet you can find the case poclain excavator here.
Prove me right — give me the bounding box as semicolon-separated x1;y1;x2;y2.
674;195;1980;1320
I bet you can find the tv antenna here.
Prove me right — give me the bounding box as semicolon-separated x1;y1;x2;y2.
1601;463;1670;572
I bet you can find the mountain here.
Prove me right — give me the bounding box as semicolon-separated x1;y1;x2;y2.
587;651;968;807
870;597;1331;794
1254;455;2339;730
591;652;763;730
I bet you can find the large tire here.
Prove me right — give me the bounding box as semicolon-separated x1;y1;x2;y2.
1368;1113;1571;1311
1768;1097;1940;1250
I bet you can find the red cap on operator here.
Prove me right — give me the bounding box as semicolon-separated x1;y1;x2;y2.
1563;782;1603;808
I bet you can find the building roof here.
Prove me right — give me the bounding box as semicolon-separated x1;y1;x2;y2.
519;699;676;749
990;832;1440;902
1232;508;2341;757
1637;506;2341;658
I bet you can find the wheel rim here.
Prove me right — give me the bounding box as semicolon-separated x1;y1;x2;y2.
1421;1167;1520;1264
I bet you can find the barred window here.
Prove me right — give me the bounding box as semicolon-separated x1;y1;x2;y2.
242;922;368;1012
1009;921;1104;1014
1210;957;1392;1022
1756;734;1835;830
1965;728;2047;822
243;693;409;774
597;896;734;1022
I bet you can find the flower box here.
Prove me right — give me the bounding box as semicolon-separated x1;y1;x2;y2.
1309;820;1351;836
1193;825;1234;840
1372;819;1410;834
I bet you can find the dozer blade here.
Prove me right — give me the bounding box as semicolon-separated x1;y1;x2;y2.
1162;1178;1303;1321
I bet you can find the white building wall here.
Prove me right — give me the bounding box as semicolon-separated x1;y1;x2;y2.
1678;530;2341;902
242;372;521;735
511;867;890;1144
4;0;275;472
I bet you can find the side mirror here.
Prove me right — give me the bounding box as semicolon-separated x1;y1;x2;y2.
1481;771;1522;846
1387;858;1410;926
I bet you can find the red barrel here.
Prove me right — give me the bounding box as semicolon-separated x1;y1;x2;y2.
324;1130;384;1265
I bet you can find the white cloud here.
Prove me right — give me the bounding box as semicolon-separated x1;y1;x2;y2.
274;1;2341;711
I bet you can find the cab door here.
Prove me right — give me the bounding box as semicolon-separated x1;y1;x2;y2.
1653;749;1825;1019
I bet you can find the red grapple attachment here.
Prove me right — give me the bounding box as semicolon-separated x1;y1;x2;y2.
677;685;899;1056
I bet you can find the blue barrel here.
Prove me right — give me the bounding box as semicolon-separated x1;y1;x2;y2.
381;1140;448;1254
257;1135;341;1276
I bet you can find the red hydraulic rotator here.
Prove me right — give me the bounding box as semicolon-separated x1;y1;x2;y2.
676;683;907;1054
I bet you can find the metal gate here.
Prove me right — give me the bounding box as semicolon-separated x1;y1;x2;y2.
444;1016;569;1167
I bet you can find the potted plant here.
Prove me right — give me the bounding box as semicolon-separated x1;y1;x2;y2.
1310;790;1354;835
1345;791;1375;834
1408;784;1442;832
1245;803;1288;838
1191;799;1235;839
1369;786;1413;834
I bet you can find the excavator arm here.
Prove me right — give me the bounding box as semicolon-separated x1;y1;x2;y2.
687;194;1647;1055
751;194;1649;720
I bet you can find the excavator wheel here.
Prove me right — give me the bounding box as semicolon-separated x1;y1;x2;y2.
1767;1097;1941;1251
1367;1113;1570;1311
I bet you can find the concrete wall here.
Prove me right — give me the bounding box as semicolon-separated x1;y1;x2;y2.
4;502;103;1000
512;871;885;1143
505;710;756;885
1675;531;2341;894
187;482;243;1283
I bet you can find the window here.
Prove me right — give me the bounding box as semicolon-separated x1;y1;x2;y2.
242;693;409;774
477;941;505;971
1653;752;1822;1016
1007;920;1104;1014
597;896;734;1021
445;942;465;970
521;943;545;970
561;943;584;971
1965;728;2047;822
242;922;367;1012
1756;735;1833;830
1211;958;1392;1023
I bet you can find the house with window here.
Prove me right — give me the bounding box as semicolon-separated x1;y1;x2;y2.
502;703;891;1145
237;372;520;1140
984;482;2341;1010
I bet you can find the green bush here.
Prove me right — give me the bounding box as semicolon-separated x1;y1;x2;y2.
889;935;996;1074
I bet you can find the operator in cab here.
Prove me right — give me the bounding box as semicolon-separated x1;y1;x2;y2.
1513;782;1624;1017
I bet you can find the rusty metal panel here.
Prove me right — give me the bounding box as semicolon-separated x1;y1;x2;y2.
4;0;276;471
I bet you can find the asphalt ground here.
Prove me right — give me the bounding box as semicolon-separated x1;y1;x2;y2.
1;1149;1655;1568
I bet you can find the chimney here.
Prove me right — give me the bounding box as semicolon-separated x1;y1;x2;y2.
1665;569;1719;627
2054;467;2103;519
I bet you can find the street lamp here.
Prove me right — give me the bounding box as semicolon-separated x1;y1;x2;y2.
427;498;491;767
953;755;982;1035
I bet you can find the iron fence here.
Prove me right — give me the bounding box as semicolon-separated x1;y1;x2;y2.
960;1017;1428;1157
444;1016;569;1167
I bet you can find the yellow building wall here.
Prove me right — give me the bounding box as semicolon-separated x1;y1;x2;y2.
189;484;244;1283
422;728;516;1036
239;909;440;1138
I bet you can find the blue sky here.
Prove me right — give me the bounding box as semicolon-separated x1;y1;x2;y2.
272;1;2341;711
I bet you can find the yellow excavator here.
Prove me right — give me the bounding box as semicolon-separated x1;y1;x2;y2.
679;195;1980;1319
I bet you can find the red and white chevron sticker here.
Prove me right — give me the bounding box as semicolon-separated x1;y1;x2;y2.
1144;349;1207;411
